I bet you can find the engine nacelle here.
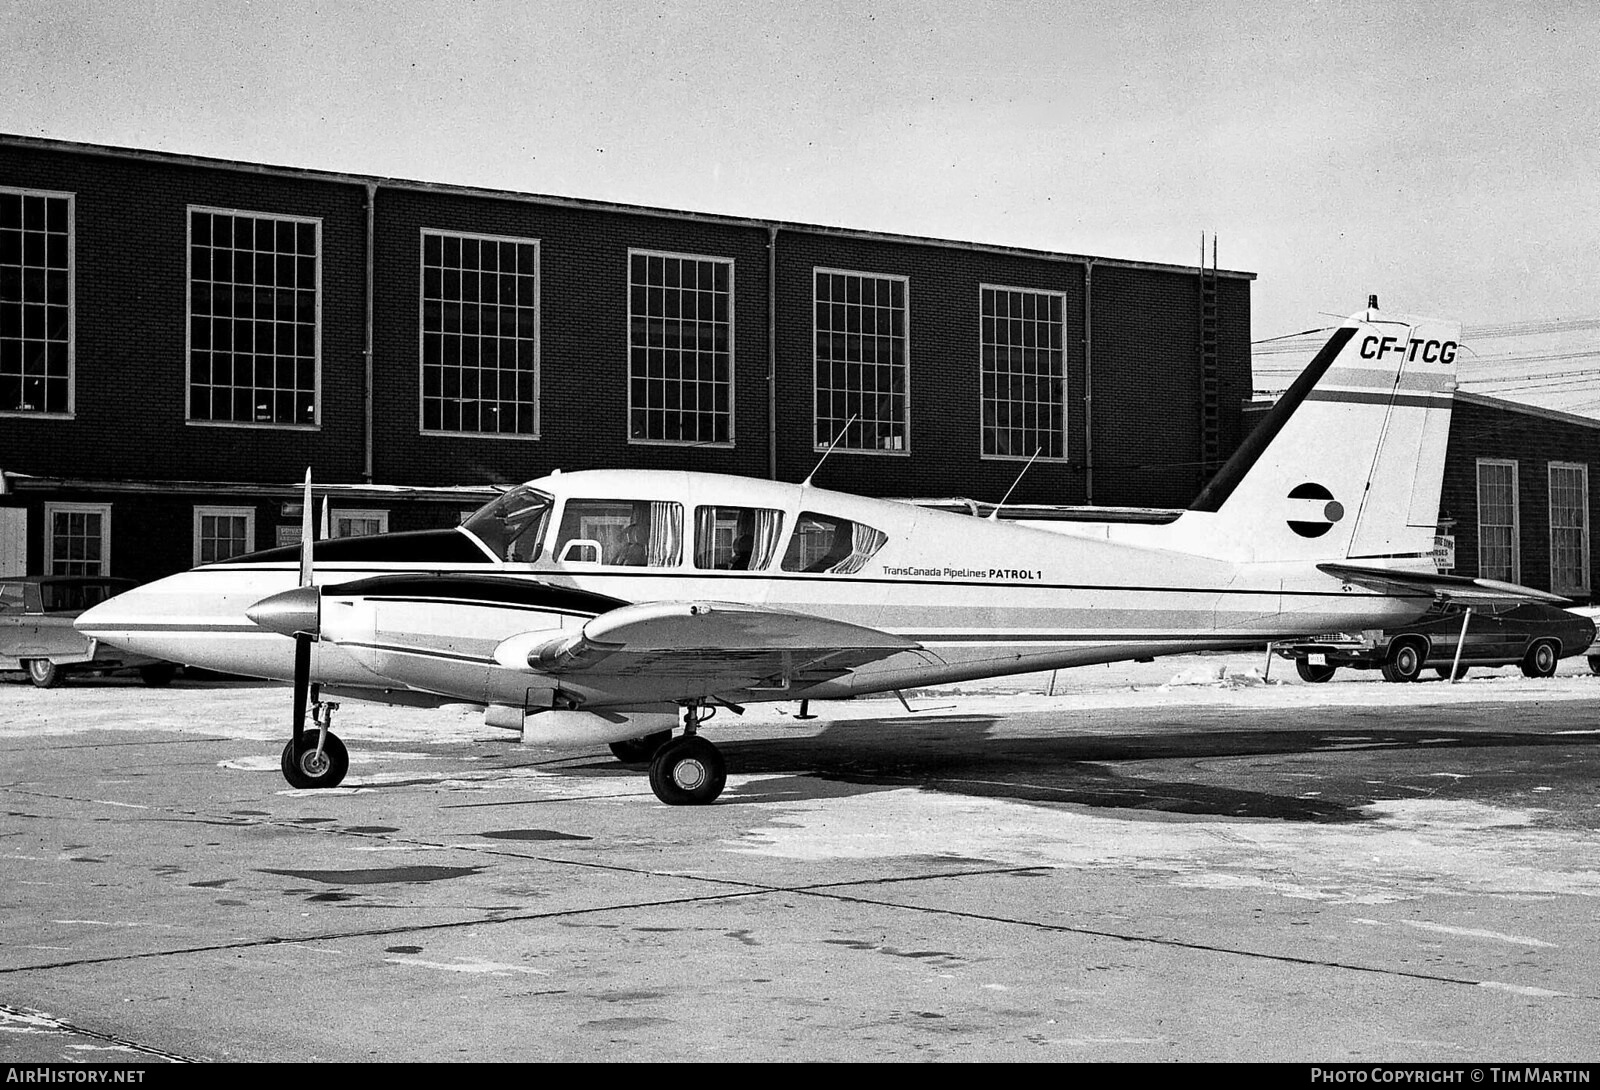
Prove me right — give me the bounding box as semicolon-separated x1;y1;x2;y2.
484;705;678;746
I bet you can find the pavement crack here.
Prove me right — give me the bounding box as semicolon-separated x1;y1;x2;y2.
0;1002;205;1063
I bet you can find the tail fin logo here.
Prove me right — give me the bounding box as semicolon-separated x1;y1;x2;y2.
1287;482;1345;539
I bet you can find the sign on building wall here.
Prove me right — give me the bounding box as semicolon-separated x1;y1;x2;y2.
1433;534;1455;572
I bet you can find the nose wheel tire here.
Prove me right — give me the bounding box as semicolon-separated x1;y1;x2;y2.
648;735;726;805
281;732;349;789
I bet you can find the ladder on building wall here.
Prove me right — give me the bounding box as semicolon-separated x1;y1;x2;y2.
1198;233;1221;487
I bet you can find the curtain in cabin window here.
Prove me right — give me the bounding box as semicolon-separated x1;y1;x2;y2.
647;501;682;567
833;521;888;574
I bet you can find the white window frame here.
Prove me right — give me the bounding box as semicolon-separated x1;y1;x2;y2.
419;229;541;440
1476;458;1520;583
185;205;322;429
0;186;75;419
979;283;1067;462
812;267;910;456
192;505;256;566
1548;461;1589;596
626;248;735;448
44;501;110;576
330;509;389;538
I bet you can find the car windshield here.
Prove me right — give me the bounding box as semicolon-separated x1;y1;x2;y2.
461;486;553;563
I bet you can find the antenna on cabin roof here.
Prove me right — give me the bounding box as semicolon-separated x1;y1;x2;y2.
989;448;1043;520
802;414;858;488
1368;294;1379;310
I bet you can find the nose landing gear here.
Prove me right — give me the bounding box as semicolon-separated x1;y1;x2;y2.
281;698;348;789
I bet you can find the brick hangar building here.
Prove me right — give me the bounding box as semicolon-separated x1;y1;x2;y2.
0;135;1593;603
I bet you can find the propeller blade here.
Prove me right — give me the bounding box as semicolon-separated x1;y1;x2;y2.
291;632;311;741
299;468;314;588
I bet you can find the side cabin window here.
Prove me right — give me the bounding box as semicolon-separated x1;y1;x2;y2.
555;499;683;566
693;506;783;571
781;512;888;574
462;486;552;563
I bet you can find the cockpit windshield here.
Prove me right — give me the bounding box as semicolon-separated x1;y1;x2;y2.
461;485;553;562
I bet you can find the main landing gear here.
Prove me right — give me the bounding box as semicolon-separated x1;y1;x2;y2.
645;704;727;806
281;695;348;789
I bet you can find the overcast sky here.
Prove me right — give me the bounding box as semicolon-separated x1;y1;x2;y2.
4;0;1597;404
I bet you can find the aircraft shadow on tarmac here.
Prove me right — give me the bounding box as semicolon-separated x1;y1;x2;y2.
600;706;1600;823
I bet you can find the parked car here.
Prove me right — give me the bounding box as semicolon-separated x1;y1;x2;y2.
1276;600;1597;683
0;575;175;687
1564;605;1600;675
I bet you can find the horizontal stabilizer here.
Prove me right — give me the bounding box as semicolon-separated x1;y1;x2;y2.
1319;563;1570;606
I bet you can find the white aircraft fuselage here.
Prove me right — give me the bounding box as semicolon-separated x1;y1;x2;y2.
79;467;1434;707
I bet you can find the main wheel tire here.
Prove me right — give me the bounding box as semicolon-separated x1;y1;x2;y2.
647;735;726;806
25;659;61;688
139;663;178;687
281;732;350;789
1588;654;1600;675
1381;642;1425;683
1295;659;1336;683
1520;640;1559;678
609;730;673;764
1434;664;1468;680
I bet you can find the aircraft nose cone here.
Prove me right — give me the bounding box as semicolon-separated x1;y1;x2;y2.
246;584;321;637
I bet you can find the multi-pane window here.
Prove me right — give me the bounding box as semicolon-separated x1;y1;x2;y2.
981;286;1064;459
1476;459;1519;582
421;231;539;436
1549;462;1589;595
628;251;732;445
332;510;388;538
188;208;319;425
46;503;109;576
0;189;72;415
194;506;255;565
814;269;907;452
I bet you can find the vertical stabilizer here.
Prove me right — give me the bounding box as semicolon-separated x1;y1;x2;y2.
1184;307;1459;563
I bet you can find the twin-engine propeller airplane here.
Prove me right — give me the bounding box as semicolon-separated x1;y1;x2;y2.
77;304;1563;805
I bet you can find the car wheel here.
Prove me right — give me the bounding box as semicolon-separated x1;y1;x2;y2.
24;659;61;688
1381;641;1425;683
138;663;178;687
1295;659;1336;683
1520;640;1559;678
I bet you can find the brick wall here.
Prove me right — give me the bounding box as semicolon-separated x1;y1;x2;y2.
1442;396;1600;599
1;137;1256;576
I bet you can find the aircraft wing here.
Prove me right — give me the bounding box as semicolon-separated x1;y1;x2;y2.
1319;563;1571;606
494;601;920;691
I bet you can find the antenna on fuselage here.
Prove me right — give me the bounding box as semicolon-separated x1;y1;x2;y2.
988;448;1042;520
802;413;859;488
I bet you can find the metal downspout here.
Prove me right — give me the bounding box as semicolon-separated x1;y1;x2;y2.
363;183;376;484
767;226;778;480
1083;260;1094;504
